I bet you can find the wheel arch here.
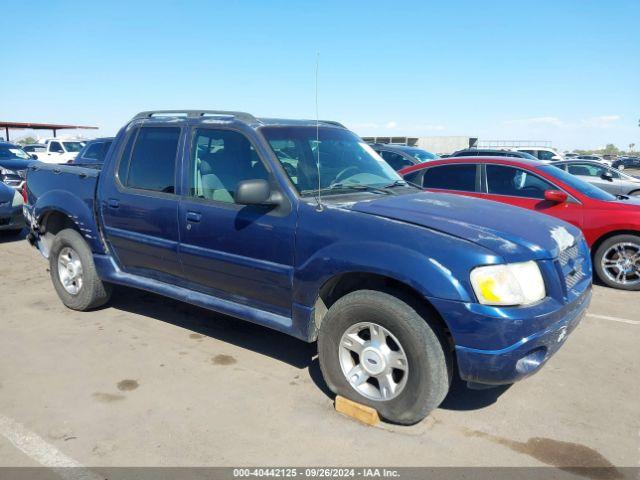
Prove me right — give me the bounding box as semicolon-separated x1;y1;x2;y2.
591;229;640;258
311;271;453;351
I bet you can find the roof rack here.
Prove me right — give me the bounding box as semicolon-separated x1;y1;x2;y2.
132;110;258;123
319;120;347;128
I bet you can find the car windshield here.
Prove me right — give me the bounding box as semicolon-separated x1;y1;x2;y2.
541;165;617;201
62;141;85;152
261;126;402;196
516;151;538;160
0;145;30;160
401;148;438;162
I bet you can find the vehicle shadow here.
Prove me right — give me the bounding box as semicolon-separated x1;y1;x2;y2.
0;228;26;244
108;287;507;409
439;373;511;411
109;287;336;398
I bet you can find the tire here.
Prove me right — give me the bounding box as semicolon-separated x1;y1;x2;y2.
593;234;640;291
49;228;112;310
318;289;451;425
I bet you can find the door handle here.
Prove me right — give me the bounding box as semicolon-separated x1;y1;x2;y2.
186;211;202;223
107;198;120;209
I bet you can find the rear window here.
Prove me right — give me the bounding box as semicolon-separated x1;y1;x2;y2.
422;164;477;191
119;127;180;193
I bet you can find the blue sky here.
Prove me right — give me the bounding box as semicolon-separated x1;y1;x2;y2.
1;0;638;150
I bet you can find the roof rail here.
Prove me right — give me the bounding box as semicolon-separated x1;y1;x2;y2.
319;120;347;128
132;110;258;123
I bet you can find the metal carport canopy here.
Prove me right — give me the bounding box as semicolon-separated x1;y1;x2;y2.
0;121;98;141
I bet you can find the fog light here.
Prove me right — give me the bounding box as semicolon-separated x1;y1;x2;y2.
515;347;547;375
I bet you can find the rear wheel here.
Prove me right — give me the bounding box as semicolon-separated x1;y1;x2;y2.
594;234;640;290
49;228;112;310
318;290;451;425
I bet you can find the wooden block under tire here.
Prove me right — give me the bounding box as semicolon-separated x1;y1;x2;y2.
335;395;380;426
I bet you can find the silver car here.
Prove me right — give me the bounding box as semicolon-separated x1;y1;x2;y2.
554;160;640;196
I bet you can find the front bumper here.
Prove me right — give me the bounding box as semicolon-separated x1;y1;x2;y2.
432;286;591;385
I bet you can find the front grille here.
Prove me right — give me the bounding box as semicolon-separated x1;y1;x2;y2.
558;243;587;292
0;218;9;226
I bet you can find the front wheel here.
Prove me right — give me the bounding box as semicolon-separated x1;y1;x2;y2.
49;228;112;310
593;234;640;290
318;290;451;425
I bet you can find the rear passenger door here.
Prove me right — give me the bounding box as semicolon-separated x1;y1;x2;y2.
100;126;184;280
177;127;296;315
417;164;483;198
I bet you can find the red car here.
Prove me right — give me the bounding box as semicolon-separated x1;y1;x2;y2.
399;157;640;290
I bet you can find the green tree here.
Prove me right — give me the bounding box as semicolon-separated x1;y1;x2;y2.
600;144;620;155
17;136;37;145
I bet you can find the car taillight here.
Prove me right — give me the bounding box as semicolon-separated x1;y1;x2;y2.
22;182;28;204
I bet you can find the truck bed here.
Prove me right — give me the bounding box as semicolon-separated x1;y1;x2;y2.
25;162;105;255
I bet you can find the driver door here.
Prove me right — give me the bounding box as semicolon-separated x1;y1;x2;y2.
483;164;584;230
177;127;296;315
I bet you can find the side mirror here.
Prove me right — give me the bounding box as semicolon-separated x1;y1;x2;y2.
601;171;614;181
30;154;38;160
551;155;562;161
235;179;280;206
544;189;568;203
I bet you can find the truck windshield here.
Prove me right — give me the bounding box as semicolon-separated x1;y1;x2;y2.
62;141;85;152
261;126;401;196
0;145;30;160
540;165;617;201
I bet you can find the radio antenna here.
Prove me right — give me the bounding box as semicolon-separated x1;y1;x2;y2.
314;52;323;212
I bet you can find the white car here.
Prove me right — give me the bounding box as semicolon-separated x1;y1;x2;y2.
513;147;564;161
33;139;86;163
575;154;612;166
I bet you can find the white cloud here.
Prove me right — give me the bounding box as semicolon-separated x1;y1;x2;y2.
385;121;398;129
580;115;621;128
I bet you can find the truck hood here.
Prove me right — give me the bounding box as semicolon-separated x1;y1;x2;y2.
345;192;581;261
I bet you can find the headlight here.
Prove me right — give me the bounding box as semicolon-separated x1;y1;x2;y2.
12;190;24;207
470;261;546;306
0;168;17;176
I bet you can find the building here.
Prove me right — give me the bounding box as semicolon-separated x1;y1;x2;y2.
361;136;478;155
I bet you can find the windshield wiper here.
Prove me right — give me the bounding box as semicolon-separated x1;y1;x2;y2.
301;183;393;196
381;179;417;189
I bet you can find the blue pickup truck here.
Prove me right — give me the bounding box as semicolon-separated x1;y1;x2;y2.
24;110;592;424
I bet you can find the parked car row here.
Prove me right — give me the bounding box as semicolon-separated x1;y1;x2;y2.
20;110;594;425
400;157;640;290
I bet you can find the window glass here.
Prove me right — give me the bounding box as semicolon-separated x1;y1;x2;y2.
422;164;477;191
378;151;413;170
83;143;103;160
537;150;557;160
566;163;607;177
117;130;138;183
49;142;63;153
261;126;400;196
189;129;268;203
62;141;84;152
486;165;554;199
124;127;179;193
540;165;616;201
519;150;536;157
